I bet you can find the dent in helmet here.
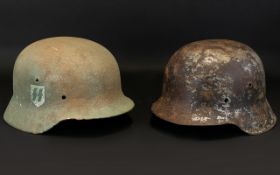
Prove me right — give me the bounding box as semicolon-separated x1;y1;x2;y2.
151;39;277;135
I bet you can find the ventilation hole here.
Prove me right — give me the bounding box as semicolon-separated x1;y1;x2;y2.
248;83;253;88
35;78;39;82
224;97;230;103
62;95;67;100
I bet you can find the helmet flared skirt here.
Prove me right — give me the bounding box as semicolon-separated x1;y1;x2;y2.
4;95;134;134
152;97;276;135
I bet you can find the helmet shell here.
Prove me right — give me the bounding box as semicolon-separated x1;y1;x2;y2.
152;39;276;135
4;37;134;134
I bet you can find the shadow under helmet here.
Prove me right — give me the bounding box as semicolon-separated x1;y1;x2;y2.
152;39;276;135
4;36;134;134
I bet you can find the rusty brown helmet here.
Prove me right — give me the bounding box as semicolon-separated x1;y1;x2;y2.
4;36;134;134
152;39;276;135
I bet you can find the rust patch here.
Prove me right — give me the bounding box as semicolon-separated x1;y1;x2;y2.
152;39;277;135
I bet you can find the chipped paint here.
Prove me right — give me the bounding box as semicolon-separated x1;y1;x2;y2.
191;115;211;122
152;39;277;135
204;49;231;64
234;109;242;117
243;63;253;74
216;115;228;123
203;56;218;64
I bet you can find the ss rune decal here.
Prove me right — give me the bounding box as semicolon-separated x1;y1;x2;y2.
30;85;45;107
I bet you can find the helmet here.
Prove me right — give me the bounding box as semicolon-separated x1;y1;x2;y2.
152;39;276;135
4;36;134;134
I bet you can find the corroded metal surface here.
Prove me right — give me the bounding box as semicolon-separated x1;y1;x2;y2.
152;39;276;135
4;37;134;134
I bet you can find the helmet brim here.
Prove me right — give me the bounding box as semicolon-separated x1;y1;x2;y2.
151;98;276;135
4;96;134;134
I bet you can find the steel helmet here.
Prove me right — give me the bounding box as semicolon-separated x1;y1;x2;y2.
4;36;134;134
152;39;276;135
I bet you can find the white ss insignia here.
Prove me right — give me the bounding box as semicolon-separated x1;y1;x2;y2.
30;85;45;107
